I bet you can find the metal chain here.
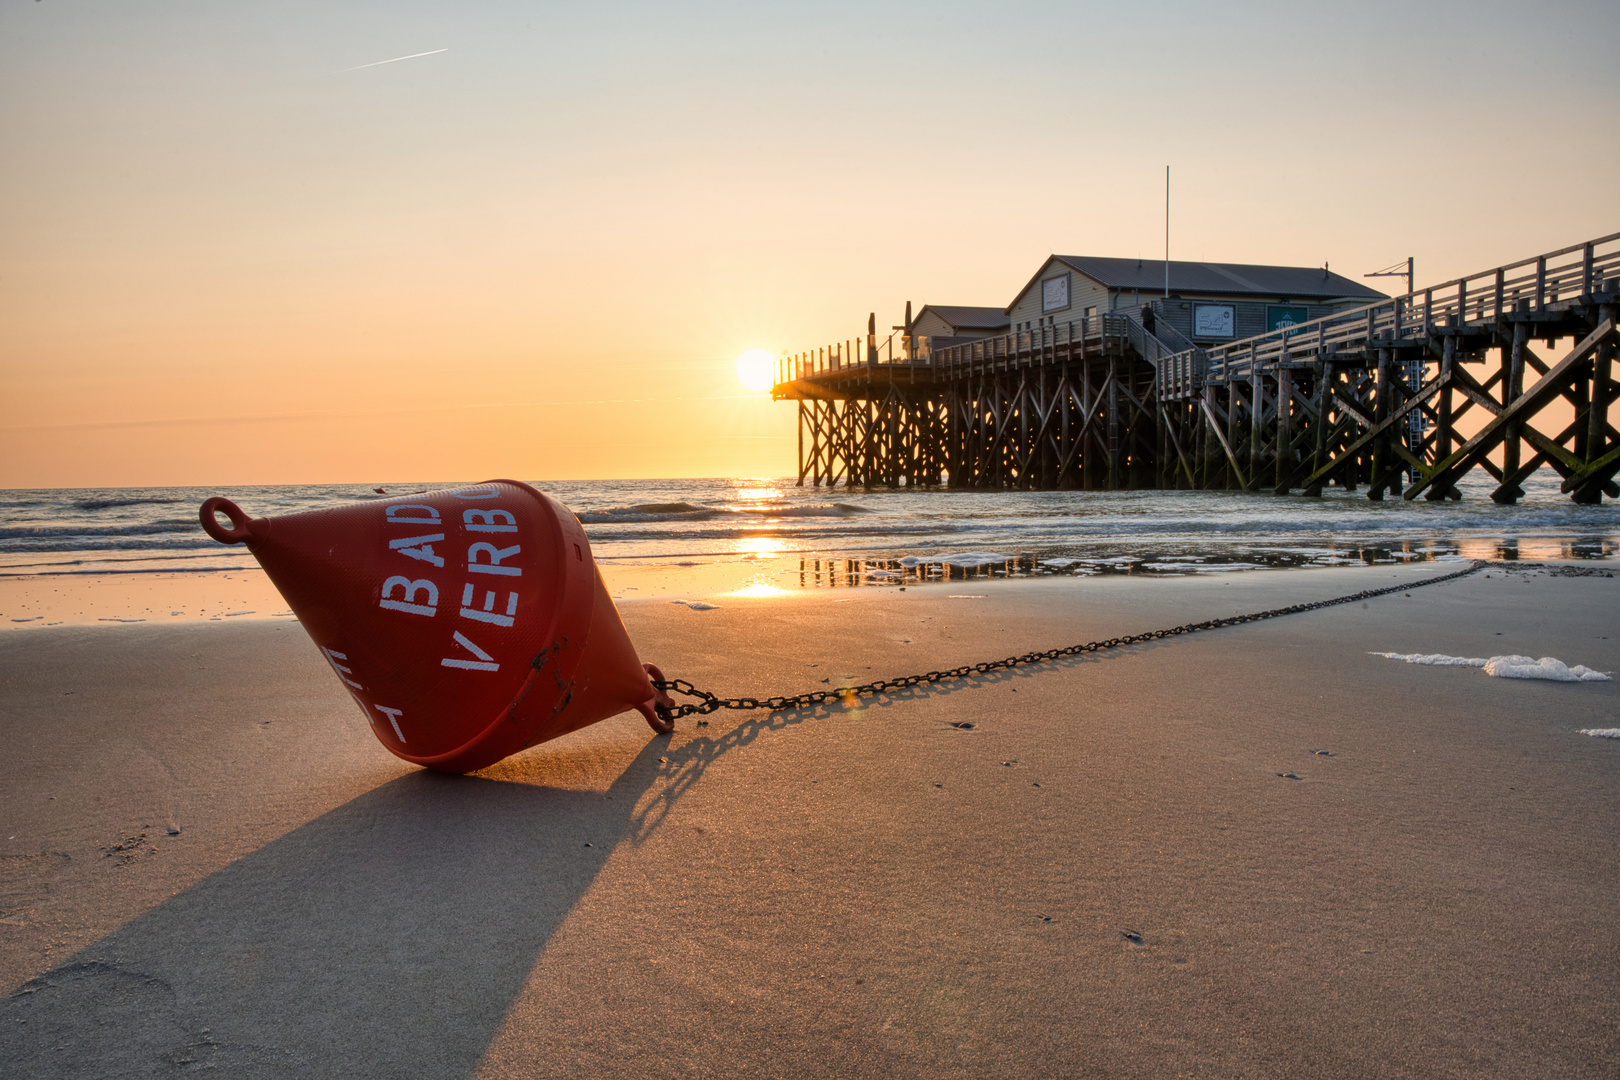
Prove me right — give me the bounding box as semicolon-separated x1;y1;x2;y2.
651;560;1487;722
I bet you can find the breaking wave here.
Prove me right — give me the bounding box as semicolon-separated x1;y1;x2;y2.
577;501;872;525
72;497;188;511
2;471;1615;577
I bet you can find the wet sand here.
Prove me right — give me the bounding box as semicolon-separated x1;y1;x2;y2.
1;565;1616;1078
0;551;798;628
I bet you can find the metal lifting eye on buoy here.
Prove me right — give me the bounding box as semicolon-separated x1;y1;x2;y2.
199;480;673;774
200;496;254;544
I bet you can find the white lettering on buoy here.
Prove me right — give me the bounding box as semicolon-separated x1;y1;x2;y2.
321;646;363;689
467;542;522;576
463;509;518;533
379;576;440;616
429;495;521;674
442;630;499;671
388;532;445;567
460;584;518;627
373;705;406;742
386;504;441;524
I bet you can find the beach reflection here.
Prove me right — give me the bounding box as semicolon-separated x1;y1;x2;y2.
734;537;785;557
729;583;790;597
786;541;1538;590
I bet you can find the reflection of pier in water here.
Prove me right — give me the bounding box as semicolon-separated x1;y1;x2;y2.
791;539;1617;589
775;233;1620;505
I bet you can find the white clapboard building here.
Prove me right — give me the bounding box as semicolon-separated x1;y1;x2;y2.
1002;256;1387;345
909;304;1010;350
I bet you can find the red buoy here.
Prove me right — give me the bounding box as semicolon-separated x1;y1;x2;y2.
200;480;673;773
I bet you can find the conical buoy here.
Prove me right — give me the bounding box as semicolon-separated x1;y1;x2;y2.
200;480;674;774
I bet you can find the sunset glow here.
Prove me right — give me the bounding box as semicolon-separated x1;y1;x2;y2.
735;350;776;393
0;4;1611;488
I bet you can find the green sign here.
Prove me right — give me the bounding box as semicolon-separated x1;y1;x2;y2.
1268;305;1309;331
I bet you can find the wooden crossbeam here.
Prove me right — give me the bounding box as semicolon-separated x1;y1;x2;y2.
1200;399;1247;489
1157;403;1196;487
1297;371;1449;492
1446;365;1505;419
1563;442;1620;494
1300;412;1369;497
1405;319;1614;500
1330;391;1373;429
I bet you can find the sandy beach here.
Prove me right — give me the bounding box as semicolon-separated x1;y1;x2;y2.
1;563;1617;1077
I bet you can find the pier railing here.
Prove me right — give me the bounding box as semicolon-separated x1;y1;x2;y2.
1194;231;1620;385
1124;316;1207;396
1145;312;1200;355
928;315;1123;376
775;315;1142;389
774;328;912;386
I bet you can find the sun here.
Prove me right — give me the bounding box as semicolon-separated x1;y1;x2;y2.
735;349;776;392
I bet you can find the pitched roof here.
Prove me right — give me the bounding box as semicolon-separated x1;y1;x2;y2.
916;304;1010;330
1049;255;1387;301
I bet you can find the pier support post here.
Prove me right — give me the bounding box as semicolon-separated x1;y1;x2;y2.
1572;303;1617;504
1248;374;1264;492
1426;329;1463;501
1367;346;1391;500
1107;360;1121;489
1493;316;1530;503
797;402;808;487
1301;361;1331;497
1274;369;1294;494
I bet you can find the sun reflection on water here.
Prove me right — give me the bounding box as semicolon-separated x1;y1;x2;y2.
729;477;784;503
735;537;786;558
729;583;791;598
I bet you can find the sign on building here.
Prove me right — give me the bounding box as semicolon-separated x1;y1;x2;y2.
1193;303;1235;338
1267;305;1309;331
1041;275;1070;313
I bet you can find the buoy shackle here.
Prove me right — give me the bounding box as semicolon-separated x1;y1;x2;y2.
640;663;677;734
200;497;255;545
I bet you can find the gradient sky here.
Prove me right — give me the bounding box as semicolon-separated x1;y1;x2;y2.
2;0;1616;488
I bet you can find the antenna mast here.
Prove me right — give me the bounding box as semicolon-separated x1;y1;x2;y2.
1164;166;1170;300
1364;257;1415;297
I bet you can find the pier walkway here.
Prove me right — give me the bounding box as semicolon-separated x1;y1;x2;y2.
773;232;1620;503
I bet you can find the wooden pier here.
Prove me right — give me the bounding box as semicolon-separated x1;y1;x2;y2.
773;233;1620;503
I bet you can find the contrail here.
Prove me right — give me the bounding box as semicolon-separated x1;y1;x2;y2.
337;48;448;73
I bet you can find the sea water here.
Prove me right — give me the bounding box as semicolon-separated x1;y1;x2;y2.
2;469;1616;590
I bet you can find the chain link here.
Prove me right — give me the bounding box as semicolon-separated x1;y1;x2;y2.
652;560;1487;722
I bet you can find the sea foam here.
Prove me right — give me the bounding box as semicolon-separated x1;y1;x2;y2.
899;552;1010;568
1373;652;1612;682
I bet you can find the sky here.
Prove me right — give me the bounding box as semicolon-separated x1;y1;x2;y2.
2;0;1617;488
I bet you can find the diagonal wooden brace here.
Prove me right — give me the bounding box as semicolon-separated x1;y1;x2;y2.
1200;398;1247;489
1404;319;1615;500
1559;442;1620;497
1298;371;1448;493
